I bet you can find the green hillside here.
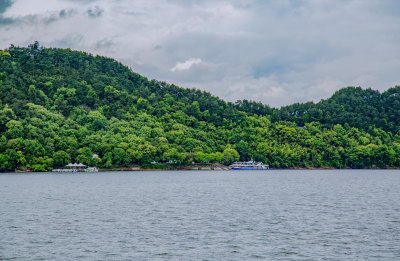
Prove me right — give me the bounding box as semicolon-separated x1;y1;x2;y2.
0;42;399;171
240;86;400;133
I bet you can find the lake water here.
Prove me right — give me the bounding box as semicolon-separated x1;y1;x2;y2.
0;169;399;260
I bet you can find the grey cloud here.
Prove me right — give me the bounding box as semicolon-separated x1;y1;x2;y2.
0;0;13;14
95;38;114;50
87;6;103;18
0;8;76;27
45;9;76;24
367;0;400;16
51;33;85;49
0;0;14;25
166;0;206;7
1;0;400;107
66;0;98;3
0;16;13;25
115;0;400;106
59;9;74;18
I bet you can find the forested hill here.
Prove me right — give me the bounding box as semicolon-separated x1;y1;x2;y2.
236;86;400;133
1;42;240;124
270;86;400;133
0;42;399;171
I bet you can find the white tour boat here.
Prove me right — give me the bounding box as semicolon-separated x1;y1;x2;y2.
229;161;269;170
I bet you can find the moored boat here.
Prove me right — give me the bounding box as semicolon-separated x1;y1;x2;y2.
229;161;269;170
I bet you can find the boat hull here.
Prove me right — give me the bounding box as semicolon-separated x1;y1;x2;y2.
231;167;269;170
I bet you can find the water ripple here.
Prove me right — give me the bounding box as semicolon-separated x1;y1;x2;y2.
0;170;399;260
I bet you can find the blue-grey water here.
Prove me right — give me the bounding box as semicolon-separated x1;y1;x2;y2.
0;170;399;260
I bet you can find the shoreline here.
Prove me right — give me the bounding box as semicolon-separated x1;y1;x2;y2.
6;166;400;173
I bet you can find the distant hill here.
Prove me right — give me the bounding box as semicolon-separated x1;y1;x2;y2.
268;86;400;133
235;86;400;133
0;42;399;171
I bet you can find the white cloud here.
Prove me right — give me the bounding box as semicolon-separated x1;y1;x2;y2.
1;0;400;107
171;58;202;72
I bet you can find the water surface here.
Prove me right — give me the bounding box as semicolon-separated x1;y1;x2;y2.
1;169;399;260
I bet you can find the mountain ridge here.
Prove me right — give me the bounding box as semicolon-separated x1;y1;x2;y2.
0;42;399;171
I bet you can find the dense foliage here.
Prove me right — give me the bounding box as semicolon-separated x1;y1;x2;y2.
238;86;400;133
0;42;399;171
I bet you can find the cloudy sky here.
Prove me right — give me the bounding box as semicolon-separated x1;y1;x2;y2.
1;0;400;107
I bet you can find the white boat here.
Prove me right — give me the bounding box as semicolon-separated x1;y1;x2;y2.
85;167;98;172
229;161;269;170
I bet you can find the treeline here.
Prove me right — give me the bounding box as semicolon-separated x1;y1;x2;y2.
237;86;400;133
0;42;399;171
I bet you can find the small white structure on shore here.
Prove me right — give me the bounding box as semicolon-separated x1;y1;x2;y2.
52;163;97;173
66;163;86;170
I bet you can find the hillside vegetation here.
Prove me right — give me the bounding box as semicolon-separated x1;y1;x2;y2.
0;42;399;171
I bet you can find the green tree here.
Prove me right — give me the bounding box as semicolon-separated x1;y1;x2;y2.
194;151;211;163
235;140;249;161
87;110;107;131
163;148;187;165
221;148;239;165
112;147;129;166
0;153;11;170
53;150;71;167
5;120;23;139
0;105;16;131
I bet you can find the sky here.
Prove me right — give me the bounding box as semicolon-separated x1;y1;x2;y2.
1;0;400;107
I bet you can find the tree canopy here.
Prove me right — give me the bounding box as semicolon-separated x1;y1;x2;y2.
1;43;400;171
